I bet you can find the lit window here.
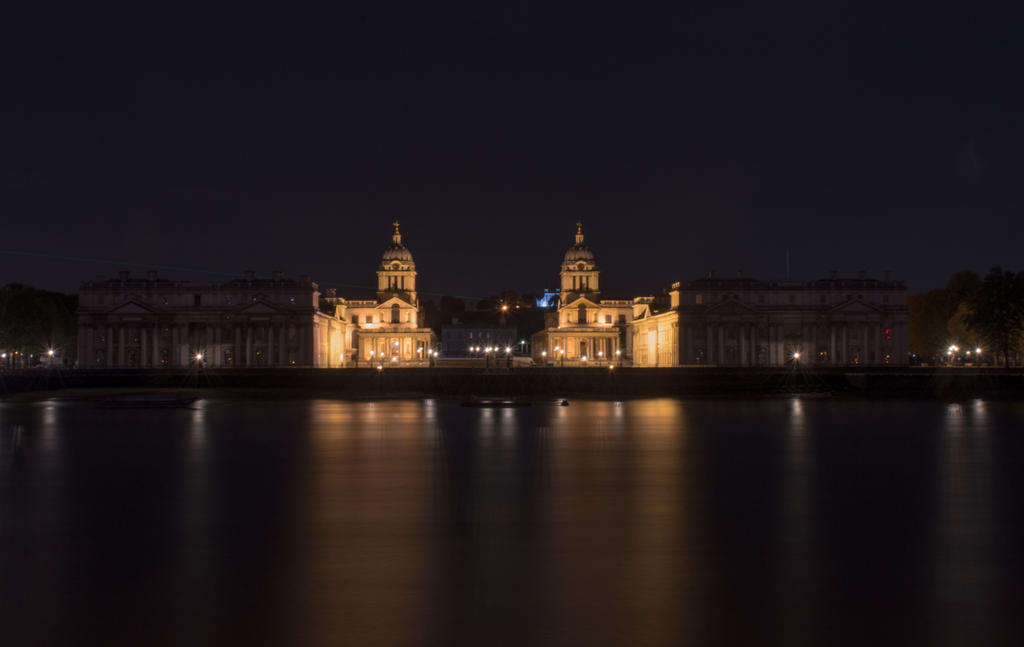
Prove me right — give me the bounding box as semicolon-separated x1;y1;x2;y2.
695;294;702;305
605;314;612;324
352;315;359;324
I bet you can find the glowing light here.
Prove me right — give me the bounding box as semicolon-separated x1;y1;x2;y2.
976;347;982;354
1;353;6;358
391;356;397;362
504;347;510;353
195;353;203;361
48;349;55;356
792;352;800;360
608;364;614;369
501;304;508;312
616;349;621;356
598;351;603;357
376;365;383;371
541;351;547;357
581;355;587;361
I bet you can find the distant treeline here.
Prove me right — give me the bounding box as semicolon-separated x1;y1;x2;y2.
909;267;1024;366
0;283;77;363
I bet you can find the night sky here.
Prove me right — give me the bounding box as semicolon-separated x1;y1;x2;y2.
4;3;1022;300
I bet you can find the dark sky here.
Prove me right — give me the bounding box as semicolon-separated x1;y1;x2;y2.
3;2;1022;300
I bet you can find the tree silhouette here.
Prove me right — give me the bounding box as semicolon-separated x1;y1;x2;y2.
967;267;1024;367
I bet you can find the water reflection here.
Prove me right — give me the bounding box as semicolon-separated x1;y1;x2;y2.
0;397;1021;646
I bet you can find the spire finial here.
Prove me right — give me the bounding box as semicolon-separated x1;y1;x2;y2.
574;221;584;244
392;221;401;244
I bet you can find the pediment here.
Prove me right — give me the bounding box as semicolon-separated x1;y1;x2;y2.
563;296;601;308
107;300;159;315
376;296;415;309
830;299;881;313
238;301;289;315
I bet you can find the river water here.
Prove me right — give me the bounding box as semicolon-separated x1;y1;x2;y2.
1;397;1022;646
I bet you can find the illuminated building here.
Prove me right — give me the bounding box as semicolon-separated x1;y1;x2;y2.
324;222;436;366
531;223;650;365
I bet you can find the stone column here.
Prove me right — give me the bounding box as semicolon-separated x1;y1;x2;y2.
234;326;241;367
841;325;848;366
140;327;147;367
215;326;222;367
705;325;713;363
246;325;253;367
279;325;287;365
739;325;747;366
862;325;870;365
152;324;160;366
181;325;190;366
267;323;275;367
118;326;126;366
830;327;837;365
753;325;761;366
718;326;725;366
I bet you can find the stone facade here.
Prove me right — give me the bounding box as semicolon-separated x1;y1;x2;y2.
76;270;347;368
531;223;649;366
629;273;909;366
76;223;436;369
324;222;436;367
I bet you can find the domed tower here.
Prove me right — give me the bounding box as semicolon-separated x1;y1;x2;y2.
560;221;599;305
377;221;418;304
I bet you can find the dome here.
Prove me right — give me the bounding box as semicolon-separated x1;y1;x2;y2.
382;242;414;263
562;221;596;265
563;244;595;264
380;221;415;265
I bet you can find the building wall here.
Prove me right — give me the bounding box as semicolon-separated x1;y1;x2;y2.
645;275;909;367
631;311;679;367
441;327;517;355
75;271;345;368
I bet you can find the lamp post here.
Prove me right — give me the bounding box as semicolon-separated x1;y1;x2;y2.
616;348;622;367
541;350;547;367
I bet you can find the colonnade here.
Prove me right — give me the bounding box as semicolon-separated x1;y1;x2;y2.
77;320;318;368
681;320;906;366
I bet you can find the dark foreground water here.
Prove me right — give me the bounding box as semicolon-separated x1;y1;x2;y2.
2;397;1022;646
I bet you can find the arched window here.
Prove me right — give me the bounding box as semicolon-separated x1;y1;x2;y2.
578;304;587;324
392;304;401;323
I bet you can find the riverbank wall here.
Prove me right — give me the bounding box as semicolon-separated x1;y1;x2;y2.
3;367;1024;399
